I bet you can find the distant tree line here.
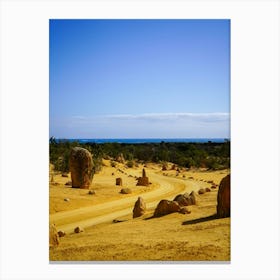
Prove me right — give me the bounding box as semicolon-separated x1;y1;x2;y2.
49;137;230;172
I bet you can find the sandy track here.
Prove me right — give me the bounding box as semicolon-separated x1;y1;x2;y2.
50;171;207;233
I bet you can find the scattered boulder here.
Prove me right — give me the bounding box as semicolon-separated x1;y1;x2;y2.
112;172;115;176
69;147;94;189
64;198;70;202
154;200;181;217
88;190;95;195
207;180;214;184
171;164;176;170
217;174;230;218
49;224;59;247
61;173;68;177
120;188;132;194
205;187;211;192
116;177;122;186
198;188;206;195
211;184;217;189
65;181;72;186
133;197;146;218
189;176;194;180
74;226;84;233
162;164;167;171
57;230;66;237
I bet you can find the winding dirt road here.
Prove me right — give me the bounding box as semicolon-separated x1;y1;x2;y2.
50;171;207;233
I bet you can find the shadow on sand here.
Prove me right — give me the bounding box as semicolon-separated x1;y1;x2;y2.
182;214;219;225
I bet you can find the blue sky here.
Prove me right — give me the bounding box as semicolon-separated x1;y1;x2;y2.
49;19;230;138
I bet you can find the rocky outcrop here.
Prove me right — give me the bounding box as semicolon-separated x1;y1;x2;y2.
49;224;59;247
116;177;122;186
136;176;149;186
69;147;94;189
133;197;146;218
154;200;181;217
136;168;149;186
217;174;230;218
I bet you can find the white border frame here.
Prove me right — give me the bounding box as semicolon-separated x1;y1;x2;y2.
1;0;279;279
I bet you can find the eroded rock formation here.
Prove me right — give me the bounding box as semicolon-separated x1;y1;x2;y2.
217;174;230;218
133;197;146;218
69;147;94;189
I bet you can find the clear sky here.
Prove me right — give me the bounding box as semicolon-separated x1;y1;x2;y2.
49;19;230;138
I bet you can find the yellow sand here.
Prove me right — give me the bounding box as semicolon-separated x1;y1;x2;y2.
49;161;230;261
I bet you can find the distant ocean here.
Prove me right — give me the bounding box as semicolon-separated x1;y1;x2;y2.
58;138;229;144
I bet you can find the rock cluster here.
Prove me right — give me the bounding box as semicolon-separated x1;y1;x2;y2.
217;174;230;218
133;197;146;218
69;147;94;189
173;191;197;206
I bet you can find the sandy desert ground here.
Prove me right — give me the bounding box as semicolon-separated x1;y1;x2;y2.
49;160;230;261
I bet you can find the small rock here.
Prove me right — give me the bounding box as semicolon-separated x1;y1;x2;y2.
113;219;127;223
205;187;211;192
58;230;66;237
65;181;72;186
198;188;206;195
179;207;191;214
120;188;132;194
64;198;70;202
88;190;95;195
61;173;68;177
74;226;84;233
